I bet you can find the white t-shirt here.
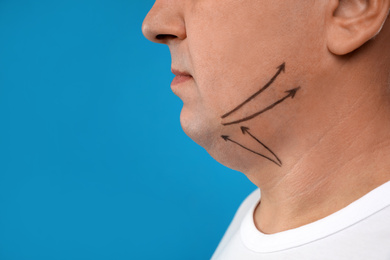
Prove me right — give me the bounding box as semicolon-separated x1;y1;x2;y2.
211;181;390;260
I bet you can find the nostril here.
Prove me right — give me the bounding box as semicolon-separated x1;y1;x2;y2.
156;34;178;41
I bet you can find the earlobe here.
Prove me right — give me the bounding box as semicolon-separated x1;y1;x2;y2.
326;0;390;55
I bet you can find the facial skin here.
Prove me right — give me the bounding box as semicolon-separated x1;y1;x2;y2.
143;0;390;234
143;0;329;174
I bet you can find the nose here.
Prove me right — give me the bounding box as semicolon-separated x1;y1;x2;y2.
142;1;187;44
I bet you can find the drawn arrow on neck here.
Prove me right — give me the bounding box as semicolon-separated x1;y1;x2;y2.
240;126;282;165
222;87;300;126
221;63;286;119
221;135;282;167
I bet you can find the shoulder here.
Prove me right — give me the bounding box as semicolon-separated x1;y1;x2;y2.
212;188;260;258
233;188;260;223
227;188;260;231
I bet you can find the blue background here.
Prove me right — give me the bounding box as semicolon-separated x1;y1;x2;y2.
0;1;255;259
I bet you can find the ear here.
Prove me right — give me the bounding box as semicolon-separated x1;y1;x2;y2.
326;0;390;55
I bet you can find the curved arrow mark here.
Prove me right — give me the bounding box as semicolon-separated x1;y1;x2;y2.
222;87;300;126
240;126;282;166
221;63;285;119
221;135;282;167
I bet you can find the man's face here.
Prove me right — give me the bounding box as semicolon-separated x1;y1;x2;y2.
143;0;328;172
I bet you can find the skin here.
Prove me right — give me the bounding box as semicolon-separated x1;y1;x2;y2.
143;0;390;234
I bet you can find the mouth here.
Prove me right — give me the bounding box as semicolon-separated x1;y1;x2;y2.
171;69;193;86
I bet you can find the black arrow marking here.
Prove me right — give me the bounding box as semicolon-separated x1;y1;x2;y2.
221;63;285;119
222;87;300;126
240;126;282;166
221;135;282;167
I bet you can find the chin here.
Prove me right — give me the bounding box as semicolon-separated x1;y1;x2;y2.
179;108;217;148
179;108;253;173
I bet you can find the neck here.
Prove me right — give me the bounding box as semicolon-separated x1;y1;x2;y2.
248;46;390;234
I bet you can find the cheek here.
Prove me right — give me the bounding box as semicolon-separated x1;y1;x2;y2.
179;0;326;170
187;0;325;75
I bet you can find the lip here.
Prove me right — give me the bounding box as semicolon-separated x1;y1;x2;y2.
171;69;193;86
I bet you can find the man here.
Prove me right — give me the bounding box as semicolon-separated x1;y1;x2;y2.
142;0;390;259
